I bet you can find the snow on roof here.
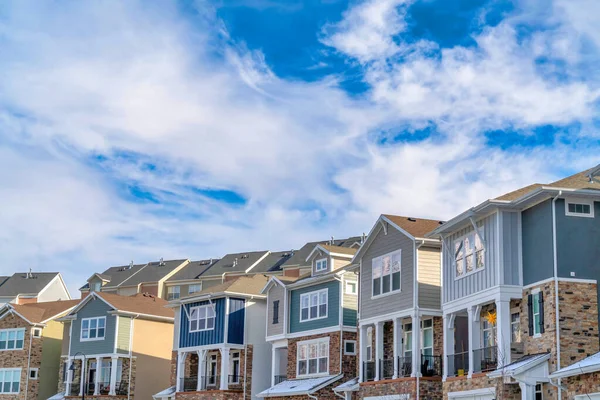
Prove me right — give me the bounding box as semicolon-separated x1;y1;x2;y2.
48;392;65;400
488;353;550;378
257;375;342;397
333;377;358;392
153;386;176;399
550;351;600;379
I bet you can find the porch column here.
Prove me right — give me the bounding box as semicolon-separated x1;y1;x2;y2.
359;325;368;382
219;348;230;390
519;382;535;400
442;313;453;379
411;313;421;377
109;357;118;395
79;359;86;396
197;350;207;391
467;306;481;377
374;322;383;381
94;357;101;395
392;318;403;378
65;357;73;395
271;347;278;387
496;299;511;367
175;351;185;392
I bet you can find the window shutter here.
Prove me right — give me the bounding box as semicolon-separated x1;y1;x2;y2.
527;294;534;336
538;292;545;334
273;300;279;324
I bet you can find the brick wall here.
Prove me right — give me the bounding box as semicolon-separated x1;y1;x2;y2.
443;375;519;400
433;316;443;357
170;351;177;386
287;332;343;378
341;331;358;377
522;282;558;370
359;377;415;399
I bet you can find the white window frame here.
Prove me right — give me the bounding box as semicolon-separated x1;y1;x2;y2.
31;328;42;338
366;327;373;361
532;290;542;337
343;340;356;355
296;337;329;378
29;368;39;380
188;284;202;295
91;281;102;292
535;383;543;400
80;317;106;342
565;198;594;218
403;323;413;360
454;229;485;280
167;286;181;301
371;249;402;299
315;258;328;272
0;368;21;394
345;281;357;295
230;351;240;383
189;305;216;333
421;319;433;356
300;289;328;322
511;312;521;343
0;328;25;350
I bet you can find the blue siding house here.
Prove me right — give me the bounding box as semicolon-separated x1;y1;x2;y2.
164;274;271;400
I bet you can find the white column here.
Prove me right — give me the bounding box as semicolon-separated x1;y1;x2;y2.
197;350;207;391
175;352;185;392
79;359;86;396
442;314;453;379
496;299;511;367
271;347;277;387
519;382;535;400
374;322;383;381
359;325;367;382
94;357;101;395
411;313;421;377
109;357;118;395
220;348;230;390
392;318;403;378
65;357;73;395
468;306;481;377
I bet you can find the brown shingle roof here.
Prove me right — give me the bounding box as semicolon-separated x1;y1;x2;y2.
319;245;357;256
11;300;79;324
186;274;270;298
495;183;544;201
95;292;173;319
383;215;444;238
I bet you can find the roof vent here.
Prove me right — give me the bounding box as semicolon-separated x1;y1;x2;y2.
408;217;417;222
25;268;35;279
128;260;134;270
241;254;249;259
158;257;165;266
361;233;366;244
232;258;238;267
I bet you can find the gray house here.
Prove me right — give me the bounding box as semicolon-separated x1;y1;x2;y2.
428;164;600;400
354;214;443;400
0;272;71;305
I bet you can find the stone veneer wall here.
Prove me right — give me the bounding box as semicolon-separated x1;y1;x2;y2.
563;371;600;398
0;313;42;400
359;377;441;400
433;316;443;357
341;331;358;377
443;375;520;400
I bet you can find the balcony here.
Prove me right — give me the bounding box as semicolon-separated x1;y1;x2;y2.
179;376;223;392
473;346;498;373
397;356;412;378
421;355;442;377
447;351;469;377
363;361;376;382
274;375;287;385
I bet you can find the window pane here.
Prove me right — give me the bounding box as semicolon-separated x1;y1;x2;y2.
16;340;23;349
199;307;206;318
3;382;10;393
298;344;307;360
207;317;215;330
198;319;206;330
310;306;318;319
190;320;198;331
311;293;318;306
373;278;381;296
90;319;97;329
7;341;14;349
319;304;327;317
583;204;591;214
0;341;5;350
82;320;89;330
308;359;317;374
17;331;24;340
319;342;328;357
82;330;89;339
301;309;309;320
533;295;539;313
319;291;327;305
456;259;464;276
97;328;105;338
98;319;105;328
90;329;97;338
190;308;198;319
382;275;391;294
298;360;307;375
372;258;382;279
382;256;391;276
318;357;328;373
8;332;15;341
392;272;400;291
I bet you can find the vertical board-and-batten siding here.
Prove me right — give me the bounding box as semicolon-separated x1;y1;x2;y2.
227;298;245;344
501;211;521;286
179;298;226;348
342;273;358;326
266;283;285;337
289;280;340;333
418;246;442;310
70;297;117;356
116;316;131;354
360;223;414;319
442;213;498;304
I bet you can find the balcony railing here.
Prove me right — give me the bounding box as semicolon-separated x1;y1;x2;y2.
69;383;81;397
363;361;376;382
421;355;442;377
398;356;412;378
447;351;469;377
379;358;395;380
180;377;198;392
274;375;287;385
473;346;498;373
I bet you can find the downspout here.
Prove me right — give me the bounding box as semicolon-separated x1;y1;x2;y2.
308;393;318;400
128;314;140;400
242;299;248;400
552;191;563;400
414;239;425;400
24;325;34;400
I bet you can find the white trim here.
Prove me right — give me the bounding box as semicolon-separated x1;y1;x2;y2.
285;325;356;340
28;368;39;380
244;251;271;274
300;289;328;323
447;388;496;399
31;328;42;338
0;368;22;394
523;276;597;289
371;249;402;299
296;336;330;378
565;197;595;218
443;285;522;314
0;328;26;350
343;340;357;355
345;281;357;295
188;304;216;333
79;316;106;342
315;258;328;273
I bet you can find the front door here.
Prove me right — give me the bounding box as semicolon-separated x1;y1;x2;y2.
87;362;96;395
208;355;217;386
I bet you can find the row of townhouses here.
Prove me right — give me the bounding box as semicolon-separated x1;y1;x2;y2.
0;164;599;400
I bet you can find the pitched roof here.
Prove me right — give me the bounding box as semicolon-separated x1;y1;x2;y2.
95;292;174;319
549;351;600;379
495;183;544;201
282;236;362;268
487;353;550;378
117;259;188;287
0;277;9;286
197;251;269;277
82;263;147;290
9;300;79;324
184;274;270;299
252;251;294;273
319;245;357;256
382;215;445;238
0;272;61;297
257;375;343;398
167;259;219;282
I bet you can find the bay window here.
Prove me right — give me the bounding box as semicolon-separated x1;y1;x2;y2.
372;250;401;297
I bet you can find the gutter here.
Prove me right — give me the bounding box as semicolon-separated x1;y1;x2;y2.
128;314;140;400
25;327;33;400
552;190;563;400
414;239;426;400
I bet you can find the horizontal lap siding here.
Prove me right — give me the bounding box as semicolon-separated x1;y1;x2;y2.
267;284;285;337
116;316;131;354
418;246;441;310
343;274;358;326
443;213;498;304
289;281;339;334
227;298;245;344
360;224;414;319
70;298;116;356
179;298;225;348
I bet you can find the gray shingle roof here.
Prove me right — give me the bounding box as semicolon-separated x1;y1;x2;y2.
86;263;147;289
197;251;269;277
118;259;188;287
281;236;362;268
167;259;219;282
0;277;9;287
0;272;60;297
252;251;294;273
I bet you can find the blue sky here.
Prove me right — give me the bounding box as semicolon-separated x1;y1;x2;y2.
0;0;599;295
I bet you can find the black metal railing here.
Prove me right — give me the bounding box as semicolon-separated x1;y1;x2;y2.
274;375;287;385
379;358;395;380
397;356;412;378
447;351;469;377
115;380;129;396
473;346;497;373
96;381;111;395
363;361;376;382
201;375;220;389
69;383;81;396
421;355;442;377
180;377;198;392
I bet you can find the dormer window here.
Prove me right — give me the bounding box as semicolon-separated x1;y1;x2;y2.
315;259;328;272
565;199;594;218
91;282;101;292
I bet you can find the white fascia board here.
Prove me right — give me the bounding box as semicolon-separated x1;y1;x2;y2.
244;251;271;273
442;285;522;314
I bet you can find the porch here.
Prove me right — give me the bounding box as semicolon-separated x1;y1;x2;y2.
359;314;443;382
175;347;246;392
270;345;288;386
65;355;133;397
